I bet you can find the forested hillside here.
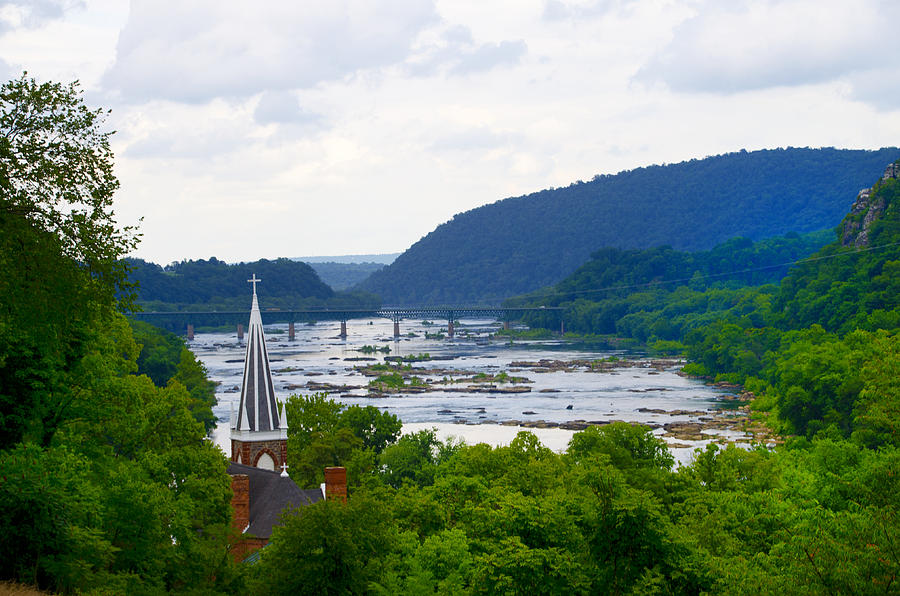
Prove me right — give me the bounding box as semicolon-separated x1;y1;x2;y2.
358;147;900;305
517;160;900;443
127;257;380;311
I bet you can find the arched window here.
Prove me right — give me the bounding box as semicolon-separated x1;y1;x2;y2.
256;451;276;470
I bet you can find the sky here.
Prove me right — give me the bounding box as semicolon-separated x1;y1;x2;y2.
2;0;900;265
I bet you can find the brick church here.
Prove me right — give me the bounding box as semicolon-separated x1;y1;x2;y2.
226;275;347;561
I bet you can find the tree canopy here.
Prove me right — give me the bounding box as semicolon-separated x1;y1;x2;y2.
0;74;235;594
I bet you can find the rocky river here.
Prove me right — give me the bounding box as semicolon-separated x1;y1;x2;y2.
191;318;768;464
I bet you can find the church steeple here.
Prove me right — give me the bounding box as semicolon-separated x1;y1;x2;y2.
230;275;288;470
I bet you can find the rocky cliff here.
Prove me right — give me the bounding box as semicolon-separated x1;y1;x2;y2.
841;161;900;247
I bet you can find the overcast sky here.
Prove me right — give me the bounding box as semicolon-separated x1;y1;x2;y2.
2;0;899;264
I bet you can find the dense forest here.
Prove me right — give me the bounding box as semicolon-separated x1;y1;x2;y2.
357;147;900;305
240;396;899;595
127;257;381;312
515;161;900;442
3;73;899;594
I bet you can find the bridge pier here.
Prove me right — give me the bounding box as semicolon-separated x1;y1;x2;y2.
237;323;244;341
288;321;295;341
340;321;347;338
393;320;400;338
187;324;194;341
447;320;454;338
503;320;510;331
560;320;565;335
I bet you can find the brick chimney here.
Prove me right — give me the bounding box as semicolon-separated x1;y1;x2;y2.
324;467;348;503
231;474;250;533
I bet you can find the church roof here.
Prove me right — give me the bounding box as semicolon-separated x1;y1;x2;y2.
227;462;323;539
232;275;287;433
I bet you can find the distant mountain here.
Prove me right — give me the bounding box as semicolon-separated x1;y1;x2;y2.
127;257;334;306
294;253;400;264
307;261;386;291
356;147;900;305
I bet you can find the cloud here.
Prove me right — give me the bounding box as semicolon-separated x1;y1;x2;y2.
636;0;900;97
451;40;527;75
102;0;439;104
542;0;634;21
0;56;12;80
253;90;321;126
0;0;82;33
847;67;900;111
429;126;520;153
406;24;526;77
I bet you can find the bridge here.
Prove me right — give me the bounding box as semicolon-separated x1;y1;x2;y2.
132;306;564;340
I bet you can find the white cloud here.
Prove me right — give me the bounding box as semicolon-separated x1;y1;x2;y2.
847;67;900;111
635;0;900;100
6;0;900;265
429;125;520;153
0;0;82;33
450;39;527;75
405;23;527;77
253;90;321;127
102;0;440;103
542;0;637;21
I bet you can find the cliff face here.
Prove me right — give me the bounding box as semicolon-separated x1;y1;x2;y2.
841;162;899;247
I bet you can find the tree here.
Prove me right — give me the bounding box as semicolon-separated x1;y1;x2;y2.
0;75;234;594
340;405;401;453
0;73;137;291
250;494;398;595
0;74;136;448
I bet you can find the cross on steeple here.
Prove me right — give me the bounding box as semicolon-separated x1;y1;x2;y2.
248;274;261;295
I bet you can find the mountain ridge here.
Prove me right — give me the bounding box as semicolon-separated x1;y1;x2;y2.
356;147;900;305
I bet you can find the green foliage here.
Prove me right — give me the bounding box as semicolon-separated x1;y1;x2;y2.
0;75;233;594
358;344;390;354
341;404;403;453
126;257;381;331
379;429;445;489
250;493;398;595
0;73;137;294
359;148;898;304
567;423;674;472
130;319;217;433
248;415;900;596
511;162;900;447
285;393;402;487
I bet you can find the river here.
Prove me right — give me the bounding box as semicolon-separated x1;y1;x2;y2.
191;318;751;464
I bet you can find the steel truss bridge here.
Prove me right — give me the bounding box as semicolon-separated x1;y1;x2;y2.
132;306;565;339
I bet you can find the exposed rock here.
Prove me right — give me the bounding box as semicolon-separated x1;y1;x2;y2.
841;163;896;247
522;420;559;429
